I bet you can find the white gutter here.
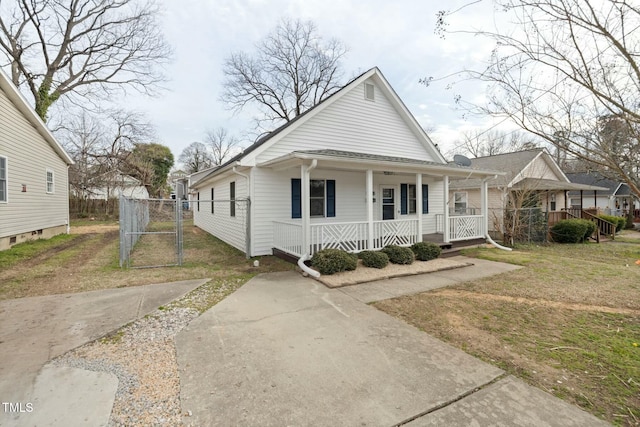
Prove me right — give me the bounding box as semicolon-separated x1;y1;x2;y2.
297;253;321;278
482;175;512;251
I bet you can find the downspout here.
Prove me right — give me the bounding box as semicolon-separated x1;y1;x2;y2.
232;164;251;259
483;175;511;251
298;159;320;278
67;164;71;234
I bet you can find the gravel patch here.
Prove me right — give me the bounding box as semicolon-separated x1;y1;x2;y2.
51;277;244;426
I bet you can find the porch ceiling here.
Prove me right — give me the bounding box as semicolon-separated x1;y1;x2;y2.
258;149;504;178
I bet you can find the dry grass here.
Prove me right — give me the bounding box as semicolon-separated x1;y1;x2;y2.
0;222;294;301
375;240;640;426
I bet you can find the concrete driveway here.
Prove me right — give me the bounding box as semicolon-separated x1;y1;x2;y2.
0;279;206;427
176;270;609;426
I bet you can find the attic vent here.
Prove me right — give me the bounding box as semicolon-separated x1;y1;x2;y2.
364;82;375;101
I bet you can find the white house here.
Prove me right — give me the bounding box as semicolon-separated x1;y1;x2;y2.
0;68;74;250
449;149;608;238
73;169;149;200
191;67;504;259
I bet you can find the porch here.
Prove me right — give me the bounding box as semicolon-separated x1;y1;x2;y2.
273;214;486;257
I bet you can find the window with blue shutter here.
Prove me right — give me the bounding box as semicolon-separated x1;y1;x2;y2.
291;178;335;218
400;184;408;215
422;184;429;214
291;179;301;218
326;180;335;217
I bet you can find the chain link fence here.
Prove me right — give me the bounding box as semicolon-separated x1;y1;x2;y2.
489;207;549;246
119;197;185;268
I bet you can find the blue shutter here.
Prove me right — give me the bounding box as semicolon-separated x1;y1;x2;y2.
291;178;301;218
400;184;408;215
422;184;429;214
326;180;336;217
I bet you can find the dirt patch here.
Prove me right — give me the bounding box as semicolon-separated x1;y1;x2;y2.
71;224;119;234
317;258;472;288
435;289;640;316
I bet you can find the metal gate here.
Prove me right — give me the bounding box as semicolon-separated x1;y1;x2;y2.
119;196;184;268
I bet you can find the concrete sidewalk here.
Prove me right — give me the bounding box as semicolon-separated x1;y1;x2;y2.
176;265;609;426
0;279;207;427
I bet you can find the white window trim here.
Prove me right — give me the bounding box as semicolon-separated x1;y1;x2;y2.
310;179;326;218
364;82;375;101
0;155;7;203
454;191;468;214
46;168;55;194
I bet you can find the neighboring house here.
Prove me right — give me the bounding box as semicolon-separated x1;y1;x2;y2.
448;149;607;238
73;170;149;200
0;68;74;251
566;171;639;216
190;67;503;259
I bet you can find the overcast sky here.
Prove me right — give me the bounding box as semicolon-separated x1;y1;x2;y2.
123;0;507;167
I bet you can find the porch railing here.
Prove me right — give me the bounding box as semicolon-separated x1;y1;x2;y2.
274;219;421;257
436;214;485;241
310;221;369;253
372;219;418;248
273;221;303;257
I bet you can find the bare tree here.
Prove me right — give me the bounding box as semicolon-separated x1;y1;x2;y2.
427;0;640;200
204;127;241;166
179;141;213;173
0;0;171;119
448;129;540;159
221;18;347;129
59;108;155;215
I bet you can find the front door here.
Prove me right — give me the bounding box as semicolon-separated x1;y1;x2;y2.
382;187;395;220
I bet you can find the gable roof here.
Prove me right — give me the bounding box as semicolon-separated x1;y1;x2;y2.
450;149;552;189
0;68;73;165
193;67;445;187
566;171;619;196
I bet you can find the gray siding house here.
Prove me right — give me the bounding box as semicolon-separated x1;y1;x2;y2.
0;69;74;250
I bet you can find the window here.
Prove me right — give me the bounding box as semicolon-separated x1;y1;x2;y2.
230;181;236;217
454;192;467;214
211;188;215;214
46;169;54;194
291;179;336;218
401;184;429;214
364;82;375;101
197;192;200;211
310;180;325;217
0;156;6;202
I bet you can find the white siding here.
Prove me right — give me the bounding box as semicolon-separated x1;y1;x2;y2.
0;87;69;241
193;174;248;254
253;79;438;164
252;167;443;256
519;155;563;182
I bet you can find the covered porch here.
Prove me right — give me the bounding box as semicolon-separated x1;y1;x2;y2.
263;150;502;258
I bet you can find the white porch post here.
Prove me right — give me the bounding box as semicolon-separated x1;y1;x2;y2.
481;178;489;236
416;173;423;243
443;175;450;243
366;169;374;249
301;164;310;255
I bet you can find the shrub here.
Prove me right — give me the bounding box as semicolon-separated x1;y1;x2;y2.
311;249;357;275
583;220;597;241
359;250;389;269
550;219;592;243
411;242;442;261
381;245;415;265
598;214;625;232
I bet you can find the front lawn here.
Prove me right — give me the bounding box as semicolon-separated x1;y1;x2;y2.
375;240;640;426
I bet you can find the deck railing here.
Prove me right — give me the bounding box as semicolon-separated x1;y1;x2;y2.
436;214;485;241
273;221;303;257
373;219;419;248
561;208;615;241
